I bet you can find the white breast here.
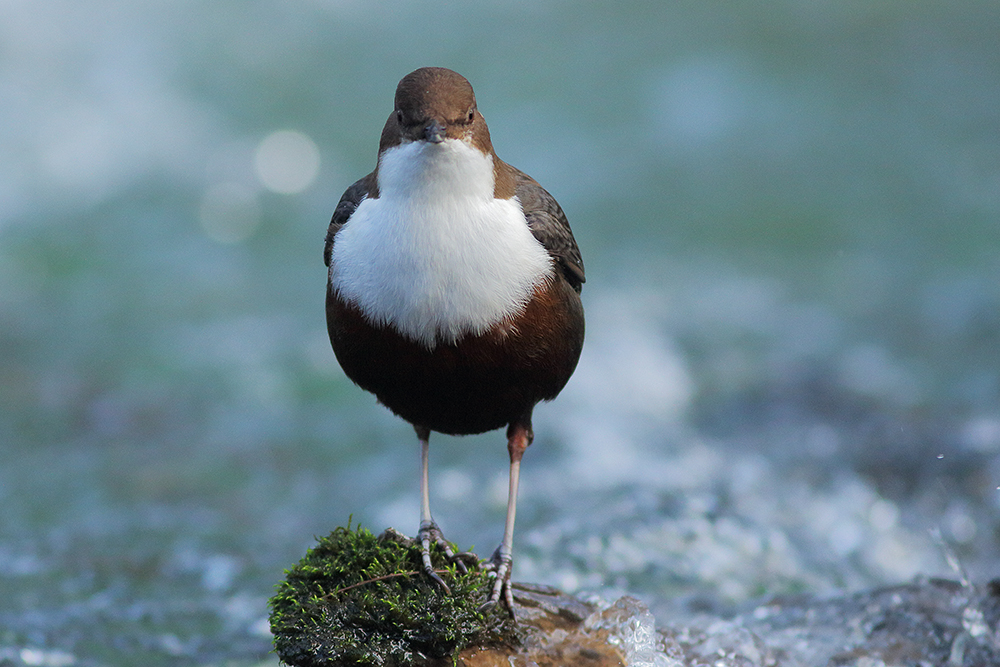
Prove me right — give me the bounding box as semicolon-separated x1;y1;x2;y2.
329;139;553;348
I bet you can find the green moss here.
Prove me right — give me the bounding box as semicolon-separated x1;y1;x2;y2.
269;522;519;666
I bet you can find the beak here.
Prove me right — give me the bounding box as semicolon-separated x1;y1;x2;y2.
423;120;446;144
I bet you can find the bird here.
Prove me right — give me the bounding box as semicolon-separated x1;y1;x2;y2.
323;67;585;613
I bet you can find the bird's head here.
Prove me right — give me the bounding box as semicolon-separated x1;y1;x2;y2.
380;67;493;154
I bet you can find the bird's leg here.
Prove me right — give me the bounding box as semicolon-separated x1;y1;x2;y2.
482;418;533;617
415;426;470;596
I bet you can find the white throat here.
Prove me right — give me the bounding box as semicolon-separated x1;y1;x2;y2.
330;139;553;348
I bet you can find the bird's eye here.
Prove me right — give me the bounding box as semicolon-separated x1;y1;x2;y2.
396;110;404;124
467;109;475;122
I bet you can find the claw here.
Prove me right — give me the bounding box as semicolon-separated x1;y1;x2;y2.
418;520;471;594
453;550;480;570
479;545;516;619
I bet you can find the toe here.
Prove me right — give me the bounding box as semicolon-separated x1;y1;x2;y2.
480;550;516;620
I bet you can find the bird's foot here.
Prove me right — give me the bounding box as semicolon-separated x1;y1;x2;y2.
479;545;516;619
418;520;475;595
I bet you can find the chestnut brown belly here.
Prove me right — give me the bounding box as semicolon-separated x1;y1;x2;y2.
326;278;584;435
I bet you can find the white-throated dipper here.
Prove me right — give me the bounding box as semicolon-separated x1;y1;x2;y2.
324;67;585;613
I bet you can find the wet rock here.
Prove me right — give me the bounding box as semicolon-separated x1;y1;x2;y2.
461;577;1000;667
448;583;626;667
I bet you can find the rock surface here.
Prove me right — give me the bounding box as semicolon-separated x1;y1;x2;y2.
451;577;1000;667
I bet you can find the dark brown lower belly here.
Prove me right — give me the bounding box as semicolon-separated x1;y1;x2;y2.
326;278;584;435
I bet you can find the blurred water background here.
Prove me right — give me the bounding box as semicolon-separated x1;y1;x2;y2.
2;1;1000;665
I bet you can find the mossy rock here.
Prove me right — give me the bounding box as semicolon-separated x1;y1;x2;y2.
269;523;520;667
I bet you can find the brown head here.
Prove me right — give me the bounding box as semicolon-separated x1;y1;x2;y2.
379;67;495;156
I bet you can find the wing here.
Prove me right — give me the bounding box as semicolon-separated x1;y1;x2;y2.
514;169;585;293
324;173;375;268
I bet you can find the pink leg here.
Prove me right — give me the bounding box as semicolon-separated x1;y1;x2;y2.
483;418;533;617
